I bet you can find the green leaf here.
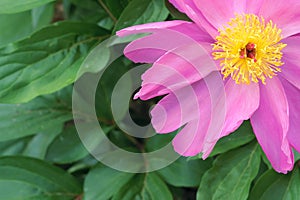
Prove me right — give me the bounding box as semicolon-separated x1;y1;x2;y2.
46;125;89;164
0;21;108;103
260;147;273;169
113;0;169;32
294;150;300;161
0;4;53;48
23;125;63;159
0;126;62;159
108;129;140;151
0;156;81;199
103;0;130;18
197;142;261;200
95;57;133;121
0;138;30;156
112;173;173;200
283;168;300;200
67;0;108;24
69;0;101;10
0;0;55;14
84;164;135;200
77;34;143;76
31;3;54;29
157;157;212;187
249;168;300;200
0;87;73;141
0;12;33;48
146;131;176;151
67;155;98;174
208;120;255;157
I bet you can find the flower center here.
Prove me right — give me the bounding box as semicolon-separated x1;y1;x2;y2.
212;14;287;84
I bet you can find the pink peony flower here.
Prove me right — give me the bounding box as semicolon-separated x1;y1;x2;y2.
117;0;300;173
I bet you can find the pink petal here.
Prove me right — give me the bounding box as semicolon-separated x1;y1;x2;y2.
280;35;300;89
244;0;264;13
280;78;300;153
168;0;185;13
135;42;218;100
123;34;177;63
116;20;187;37
167;72;226;156
151;77;208;134
192;0;263;31
117;21;191;63
172;119;208;156
193;0;236;30
259;0;300;38
168;0;218;38
150;72;223;133
122;22;213;63
220;79;260;137
250;77;293;173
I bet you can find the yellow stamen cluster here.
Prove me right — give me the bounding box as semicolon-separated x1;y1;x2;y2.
212;14;287;84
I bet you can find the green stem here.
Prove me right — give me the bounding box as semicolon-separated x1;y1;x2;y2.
97;0;117;23
123;132;145;151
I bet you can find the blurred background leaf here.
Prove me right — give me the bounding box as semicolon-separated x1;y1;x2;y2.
0;1;298;200
0;0;55;14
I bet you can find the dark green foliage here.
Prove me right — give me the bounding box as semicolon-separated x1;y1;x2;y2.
0;1;298;200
